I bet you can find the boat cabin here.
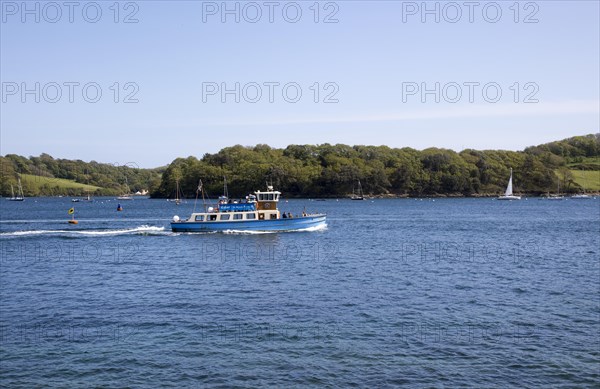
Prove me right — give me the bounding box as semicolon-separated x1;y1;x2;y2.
185;185;282;223
252;186;281;220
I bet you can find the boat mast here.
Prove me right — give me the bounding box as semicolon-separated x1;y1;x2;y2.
193;179;203;213
201;180;208;212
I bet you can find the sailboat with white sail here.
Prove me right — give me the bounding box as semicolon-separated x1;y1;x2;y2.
7;178;25;201
497;168;521;200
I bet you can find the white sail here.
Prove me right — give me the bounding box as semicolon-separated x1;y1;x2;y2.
505;170;513;196
498;168;521;200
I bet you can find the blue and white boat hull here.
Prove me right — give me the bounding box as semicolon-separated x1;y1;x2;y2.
171;214;326;232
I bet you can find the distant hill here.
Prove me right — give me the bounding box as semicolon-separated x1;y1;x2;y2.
20;174;102;195
2;134;598;198
152;134;599;198
0;154;163;197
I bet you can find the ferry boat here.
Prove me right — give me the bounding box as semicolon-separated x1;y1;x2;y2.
171;184;326;232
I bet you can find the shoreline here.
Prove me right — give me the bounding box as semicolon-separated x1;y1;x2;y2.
5;193;599;200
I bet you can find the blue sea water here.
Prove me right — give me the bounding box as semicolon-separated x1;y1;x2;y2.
1;197;599;387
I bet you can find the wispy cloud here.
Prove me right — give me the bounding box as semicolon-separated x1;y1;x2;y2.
195;100;600;128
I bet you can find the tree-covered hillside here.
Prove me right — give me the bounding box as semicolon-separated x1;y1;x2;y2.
153;134;599;198
2;134;598;198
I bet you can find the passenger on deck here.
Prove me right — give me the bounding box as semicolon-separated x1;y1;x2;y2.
282;213;287;218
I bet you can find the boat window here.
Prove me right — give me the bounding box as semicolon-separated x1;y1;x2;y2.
270;214;277;220
268;193;274;201
246;213;256;219
195;215;204;221
220;214;230;221
233;213;243;220
208;214;217;221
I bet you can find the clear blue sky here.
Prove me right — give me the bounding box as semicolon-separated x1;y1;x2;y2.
1;0;599;167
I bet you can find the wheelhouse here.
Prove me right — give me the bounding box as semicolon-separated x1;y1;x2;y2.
183;185;282;222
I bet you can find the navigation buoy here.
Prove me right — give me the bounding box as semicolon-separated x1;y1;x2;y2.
117;203;123;211
68;207;78;224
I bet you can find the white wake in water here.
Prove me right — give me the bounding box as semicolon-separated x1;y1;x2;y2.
296;223;328;232
0;225;166;238
222;223;328;235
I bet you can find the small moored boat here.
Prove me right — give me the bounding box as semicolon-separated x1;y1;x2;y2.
7;179;25;201
571;194;592;199
171;183;326;232
571;175;592;199
350;179;366;200
117;177;134;200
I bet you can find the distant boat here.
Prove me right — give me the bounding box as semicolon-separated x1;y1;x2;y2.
547;178;565;200
117;177;134;200
350;179;366;200
571;193;592;199
73;191;92;202
571;174;592;199
497;168;521;200
218;176;229;205
7;178;25;201
173;179;184;205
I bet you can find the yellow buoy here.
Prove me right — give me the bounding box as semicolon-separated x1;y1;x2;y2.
68;207;77;224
